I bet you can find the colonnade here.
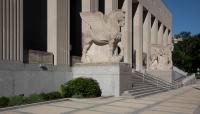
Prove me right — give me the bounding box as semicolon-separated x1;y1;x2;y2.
0;0;172;69
0;0;23;63
81;0;173;71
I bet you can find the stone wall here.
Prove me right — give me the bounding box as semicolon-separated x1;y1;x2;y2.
0;63;72;96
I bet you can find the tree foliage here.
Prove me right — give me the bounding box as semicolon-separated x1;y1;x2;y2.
173;32;200;73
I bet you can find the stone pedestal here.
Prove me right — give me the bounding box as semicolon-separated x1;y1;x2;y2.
72;63;133;97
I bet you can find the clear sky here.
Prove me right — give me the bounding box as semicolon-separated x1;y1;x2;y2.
163;0;200;36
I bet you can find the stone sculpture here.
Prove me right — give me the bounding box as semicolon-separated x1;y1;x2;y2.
150;44;173;71
80;10;125;63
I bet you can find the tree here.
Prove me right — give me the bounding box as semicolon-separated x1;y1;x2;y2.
174;31;191;39
173;32;200;73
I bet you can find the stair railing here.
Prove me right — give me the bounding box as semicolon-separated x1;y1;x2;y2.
134;71;178;90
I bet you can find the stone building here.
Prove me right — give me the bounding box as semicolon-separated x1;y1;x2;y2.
0;0;174;97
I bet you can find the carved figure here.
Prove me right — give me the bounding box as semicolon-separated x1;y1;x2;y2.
149;44;173;71
150;46;161;70
80;10;125;63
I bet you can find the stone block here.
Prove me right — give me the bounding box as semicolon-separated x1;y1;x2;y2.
28;50;54;65
72;63;133;97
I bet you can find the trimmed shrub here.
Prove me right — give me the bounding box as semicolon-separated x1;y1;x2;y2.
8;96;25;106
60;77;102;98
39;92;62;101
24;94;44;104
46;92;62;100
0;97;9;108
39;93;49;101
0;91;62;108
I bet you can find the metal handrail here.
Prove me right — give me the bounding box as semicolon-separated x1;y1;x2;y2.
145;72;177;87
133;72;171;89
133;71;178;90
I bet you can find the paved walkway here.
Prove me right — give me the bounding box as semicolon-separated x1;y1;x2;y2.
1;81;200;114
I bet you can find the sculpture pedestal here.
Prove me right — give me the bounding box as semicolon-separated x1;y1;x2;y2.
72;63;133;97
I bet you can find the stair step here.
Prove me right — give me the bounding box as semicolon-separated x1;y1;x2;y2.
130;88;163;96
133;89;167;98
132;81;152;84
133;83;155;87
128;86;159;93
124;86;162;95
122;71;175;98
131;77;143;80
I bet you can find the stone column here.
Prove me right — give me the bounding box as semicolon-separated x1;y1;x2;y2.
105;0;118;14
134;3;143;71
82;0;98;12
6;0;10;60
0;0;3;61
57;0;70;65
2;0;6;60
158;23;163;46
9;0;14;61
19;0;23;62
1;0;23;62
82;0;99;49
13;0;17;61
151;18;158;45
122;0;132;66
163;28;168;47
47;0;58;65
168;31;172;45
143;11;151;70
16;0;20;61
16;0;23;62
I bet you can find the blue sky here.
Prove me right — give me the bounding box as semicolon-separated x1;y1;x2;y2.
163;0;200;36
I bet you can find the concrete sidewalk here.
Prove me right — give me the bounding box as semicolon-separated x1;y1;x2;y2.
1;82;200;114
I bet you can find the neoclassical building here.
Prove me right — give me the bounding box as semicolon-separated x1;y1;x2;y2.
0;0;173;97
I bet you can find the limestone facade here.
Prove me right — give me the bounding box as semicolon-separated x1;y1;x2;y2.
0;0;173;97
0;0;172;71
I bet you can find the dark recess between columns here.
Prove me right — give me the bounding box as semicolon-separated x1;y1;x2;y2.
99;0;105;14
23;0;47;52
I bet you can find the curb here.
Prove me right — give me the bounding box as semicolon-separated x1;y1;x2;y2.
0;98;69;112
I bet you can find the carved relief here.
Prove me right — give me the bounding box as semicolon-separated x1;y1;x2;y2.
149;44;173;71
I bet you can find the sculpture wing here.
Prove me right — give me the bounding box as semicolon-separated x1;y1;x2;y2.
80;12;105;31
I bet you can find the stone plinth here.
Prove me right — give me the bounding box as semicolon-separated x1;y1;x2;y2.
27;50;54;65
72;63;133;97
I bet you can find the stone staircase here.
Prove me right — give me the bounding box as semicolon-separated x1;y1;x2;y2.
122;71;177;98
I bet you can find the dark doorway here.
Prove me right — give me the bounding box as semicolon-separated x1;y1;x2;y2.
118;0;125;9
99;0;105;14
70;0;82;64
23;0;47;51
